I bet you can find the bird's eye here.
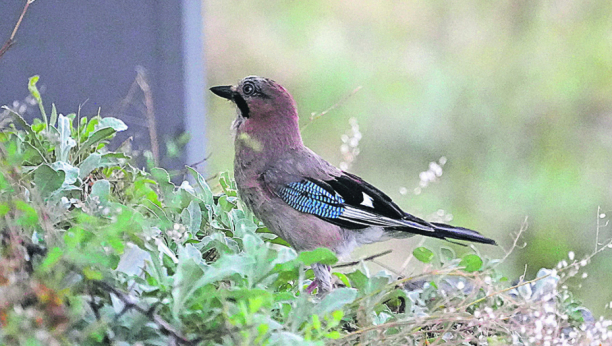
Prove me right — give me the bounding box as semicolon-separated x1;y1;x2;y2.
242;82;255;95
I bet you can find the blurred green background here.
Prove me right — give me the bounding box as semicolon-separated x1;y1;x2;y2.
204;1;612;315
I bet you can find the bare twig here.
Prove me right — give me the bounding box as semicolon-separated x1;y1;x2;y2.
0;0;34;60
187;152;212;168
497;216;528;266
596;206;601;252
338;272;553;342
135;67;159;164
301;86;362;131
333;249;393;269
460;273;552;310
595;206;609;252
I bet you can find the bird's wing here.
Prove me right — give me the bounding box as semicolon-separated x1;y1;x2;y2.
265;169;435;232
261;149;495;245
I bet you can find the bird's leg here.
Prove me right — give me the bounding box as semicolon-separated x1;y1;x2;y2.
310;263;333;294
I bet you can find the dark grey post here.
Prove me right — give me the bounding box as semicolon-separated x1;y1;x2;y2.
0;0;206;171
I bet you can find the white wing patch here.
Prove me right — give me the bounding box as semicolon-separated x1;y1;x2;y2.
360;192;375;208
341;206;434;232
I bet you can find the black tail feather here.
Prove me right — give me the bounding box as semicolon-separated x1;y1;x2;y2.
387;221;497;245
429;222;497;245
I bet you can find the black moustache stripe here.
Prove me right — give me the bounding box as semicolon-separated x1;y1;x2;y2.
233;92;250;118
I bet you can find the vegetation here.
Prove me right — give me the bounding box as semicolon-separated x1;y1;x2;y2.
206;1;612;313
0;78;610;345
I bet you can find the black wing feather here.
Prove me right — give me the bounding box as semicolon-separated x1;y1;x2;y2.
273;172;496;245
330;172;405;219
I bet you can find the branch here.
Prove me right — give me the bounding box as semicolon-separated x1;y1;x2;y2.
0;0;34;60
333;249;392;269
94;281;195;345
496;216;528;266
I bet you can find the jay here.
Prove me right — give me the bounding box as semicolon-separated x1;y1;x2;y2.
210;76;496;293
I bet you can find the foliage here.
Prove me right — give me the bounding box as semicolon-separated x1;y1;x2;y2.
205;1;612;314
0;78;610;345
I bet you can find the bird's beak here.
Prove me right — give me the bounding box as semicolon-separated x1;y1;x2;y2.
210;85;234;100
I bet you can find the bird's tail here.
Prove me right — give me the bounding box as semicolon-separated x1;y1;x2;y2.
389;220;497;245
429;222;497;245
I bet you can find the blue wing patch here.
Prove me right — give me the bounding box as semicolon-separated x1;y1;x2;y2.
278;181;345;218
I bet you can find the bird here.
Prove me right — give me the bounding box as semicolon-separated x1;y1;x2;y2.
210;76;496;293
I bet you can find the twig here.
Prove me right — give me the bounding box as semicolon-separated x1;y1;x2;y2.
0;0;34;60
461;273;551;310
339;273;553;342
594;206;608;251
135;66;159;165
333;249;393;269
497;216;528;266
94;281;195;345
187;152;212;168
557;231;612;279
596;206;601;252
301;86;362;131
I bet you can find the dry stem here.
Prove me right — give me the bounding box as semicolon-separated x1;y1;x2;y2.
0;0;34;59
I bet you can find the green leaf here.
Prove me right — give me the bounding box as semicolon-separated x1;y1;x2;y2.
83;267;103;280
78;153;102;178
91;180;111;202
115;244;152;277
346;270;368;290
141;199;172;228
226;289;273;314
317;288;357;314
242;233;265;256
79;152;128;178
56;114;76;162
173;252;248;320
186;200;202;233
325;331;342;339
413;247;434;263
75;127;116;159
28;75;41;100
14;200;38;226
94;117;127;132
22;142;47;165
460;254;483;272
311;314;321;330
186;166;214;205
28;75;47;124
230;209;258;236
39;247;63;272
50;103;58;127
151;167;174;202
51;161;79;185
219;171;237;196
31;122;45;133
297;248;338;266
33;164;65;197
332;272;351;288
0;203;9;217
440;246;455;264
3;106;46;155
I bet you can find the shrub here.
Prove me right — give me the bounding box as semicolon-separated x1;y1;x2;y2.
0;77;610;345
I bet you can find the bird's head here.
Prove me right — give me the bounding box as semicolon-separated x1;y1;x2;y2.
210;76;298;124
210;76;302;152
